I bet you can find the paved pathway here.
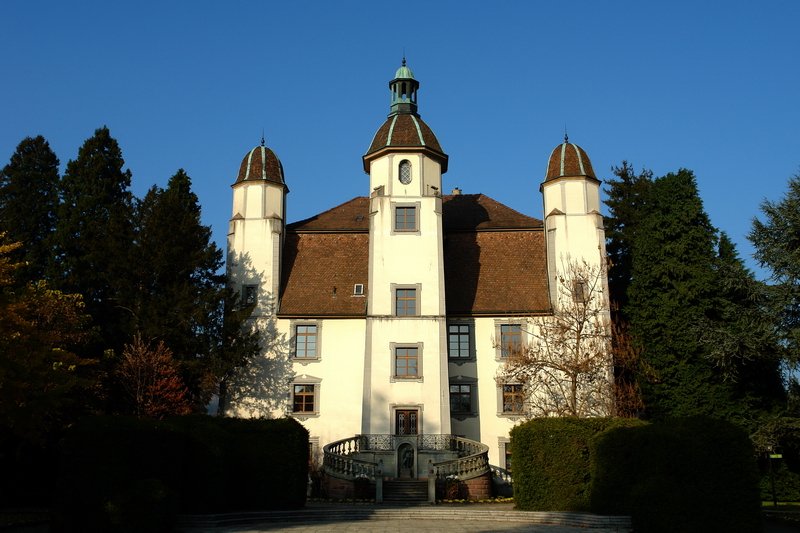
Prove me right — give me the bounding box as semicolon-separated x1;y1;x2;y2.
181;504;630;533
221;520;619;532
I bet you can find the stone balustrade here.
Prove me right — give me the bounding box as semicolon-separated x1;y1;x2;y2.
324;434;490;483
429;436;490;481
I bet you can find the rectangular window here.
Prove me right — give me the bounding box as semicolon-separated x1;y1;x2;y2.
395;288;417;316
242;284;258;306
502;384;524;414
394;346;419;378
500;324;522;358
293;384;316;413
448;324;470;358
572;279;589;303
395;409;418;435
394;206;417;231
449;384;472;414
295;325;317;358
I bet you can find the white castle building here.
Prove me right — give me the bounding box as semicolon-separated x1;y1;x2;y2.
226;60;609;499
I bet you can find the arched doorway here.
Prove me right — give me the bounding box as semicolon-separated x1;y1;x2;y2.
397;442;415;479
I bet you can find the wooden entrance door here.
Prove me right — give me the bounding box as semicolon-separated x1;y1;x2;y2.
395;409;418;435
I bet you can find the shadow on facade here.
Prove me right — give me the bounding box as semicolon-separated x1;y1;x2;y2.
224;251;293;417
442;195;489;315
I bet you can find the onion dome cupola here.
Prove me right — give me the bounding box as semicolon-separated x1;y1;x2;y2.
234;136;287;190
543;135;598;184
363;59;448;173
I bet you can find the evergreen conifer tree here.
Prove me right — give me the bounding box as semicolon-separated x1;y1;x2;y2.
133;169;226;408
750;174;800;364
0;136;60;283
607;168;783;423
603;161;653;314
50;127;135;356
626;169;729;418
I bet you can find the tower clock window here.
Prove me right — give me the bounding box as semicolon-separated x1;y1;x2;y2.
399;160;412;184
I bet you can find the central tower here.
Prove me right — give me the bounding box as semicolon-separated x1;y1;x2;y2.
360;60;451;437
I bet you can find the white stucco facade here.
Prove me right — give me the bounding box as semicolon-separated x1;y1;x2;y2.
225;63;609;470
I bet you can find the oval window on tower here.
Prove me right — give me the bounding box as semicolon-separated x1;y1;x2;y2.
399;160;412;185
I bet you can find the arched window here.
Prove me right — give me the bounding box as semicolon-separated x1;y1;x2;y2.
399;160;412;184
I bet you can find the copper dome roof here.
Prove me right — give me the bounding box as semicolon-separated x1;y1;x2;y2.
235;144;285;186
545;140;597;182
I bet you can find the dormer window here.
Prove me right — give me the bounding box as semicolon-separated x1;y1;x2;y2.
354;284;364;296
399;160;412;185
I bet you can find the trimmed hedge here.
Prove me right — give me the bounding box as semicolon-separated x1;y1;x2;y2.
591;417;761;533
510;417;645;511
54;415;308;531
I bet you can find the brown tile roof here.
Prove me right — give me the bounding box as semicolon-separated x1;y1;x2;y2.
366;114;444;154
288;197;370;232
444;230;550;315
545;142;597;182
363;114;448;172
278;194;549;316
442;194;542;231
235;145;285;186
279;232;369;316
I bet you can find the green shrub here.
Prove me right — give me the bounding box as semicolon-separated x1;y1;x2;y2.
591;417;761;533
510;417;644;511
54;415;309;531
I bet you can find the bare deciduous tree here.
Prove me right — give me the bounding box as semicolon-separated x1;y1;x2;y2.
496;258;614;418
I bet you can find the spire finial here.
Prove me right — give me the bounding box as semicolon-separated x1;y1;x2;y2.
402;56;406;67
564;125;569;144
261;129;265;147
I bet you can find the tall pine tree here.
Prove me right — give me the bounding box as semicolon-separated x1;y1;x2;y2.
50;127;135;356
133;169;232;409
0;136;60;283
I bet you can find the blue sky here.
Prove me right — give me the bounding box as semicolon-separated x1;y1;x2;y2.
2;1;798;278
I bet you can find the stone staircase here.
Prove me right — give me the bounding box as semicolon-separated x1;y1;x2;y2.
382;479;428;503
